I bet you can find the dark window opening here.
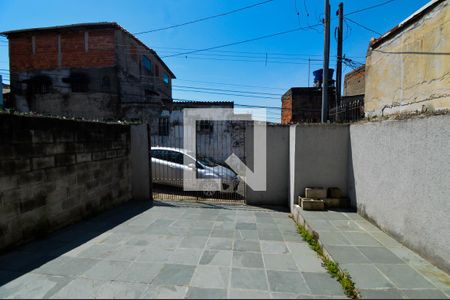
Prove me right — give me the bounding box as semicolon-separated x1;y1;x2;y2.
158;117;169;136
163;73;170;85
142;55;152;74
63;73;90;92
25;75;52;95
197;120;213;134
155;65;160;77
101;76;111;90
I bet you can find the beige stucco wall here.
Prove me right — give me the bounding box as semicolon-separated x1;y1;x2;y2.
365;0;450;117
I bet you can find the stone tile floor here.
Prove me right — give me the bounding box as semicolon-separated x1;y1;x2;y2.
0;201;347;299
293;206;450;299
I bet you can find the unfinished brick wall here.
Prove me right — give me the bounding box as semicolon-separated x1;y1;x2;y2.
281;88;334;124
281;92;293;125
0;114;132;251
9;28;115;72
344;66;365;97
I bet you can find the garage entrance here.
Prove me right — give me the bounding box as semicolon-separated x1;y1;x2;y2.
151;120;247;204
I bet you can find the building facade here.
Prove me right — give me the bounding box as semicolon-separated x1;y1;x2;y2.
344;65;365;97
365;0;449;117
152;101;247;163
281;87;335;125
1;22;175;123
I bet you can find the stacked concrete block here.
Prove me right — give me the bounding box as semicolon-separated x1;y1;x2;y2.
299;187;349;210
305;187;327;199
299;187;326;211
301;198;325;211
0;114;132;251
325;187;349;209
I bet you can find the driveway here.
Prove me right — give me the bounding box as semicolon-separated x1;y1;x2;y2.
0;201;346;299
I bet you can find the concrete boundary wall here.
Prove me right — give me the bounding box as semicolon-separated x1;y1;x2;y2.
245;124;290;207
246;123;349;208
0;114;132;251
292;124;350;203
246;116;449;273
348;115;450;272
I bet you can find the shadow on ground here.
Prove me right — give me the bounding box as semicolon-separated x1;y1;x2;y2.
0;200;153;286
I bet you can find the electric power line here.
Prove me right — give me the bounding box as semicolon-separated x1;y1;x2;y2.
161;23;322;58
175;79;286;91
172;88;280;100
153;0;400;59
173;98;287;110
293;0;301;26
345;17;383;36
0;69;291;92
133;0;275;35
173;85;281;96
345;0;399;16
156;49;327;61
152;46;327;57
166;55;326;65
0;71;286;99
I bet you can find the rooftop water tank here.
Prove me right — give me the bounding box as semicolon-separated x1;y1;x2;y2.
313;69;335;83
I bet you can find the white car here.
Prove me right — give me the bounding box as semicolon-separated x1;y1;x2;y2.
151;147;240;197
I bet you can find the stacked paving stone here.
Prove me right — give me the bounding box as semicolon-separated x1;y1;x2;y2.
298;187;349;211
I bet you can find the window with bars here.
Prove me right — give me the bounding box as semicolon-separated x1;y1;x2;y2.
197;120;213;134
158;117;169;136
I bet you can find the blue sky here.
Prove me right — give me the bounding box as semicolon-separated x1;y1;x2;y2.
0;0;429;121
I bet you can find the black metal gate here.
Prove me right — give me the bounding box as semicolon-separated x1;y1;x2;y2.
151;120;246;204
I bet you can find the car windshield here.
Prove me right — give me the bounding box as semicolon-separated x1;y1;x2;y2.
197;156;221;168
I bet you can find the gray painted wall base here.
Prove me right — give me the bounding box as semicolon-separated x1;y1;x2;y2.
130;124;152;202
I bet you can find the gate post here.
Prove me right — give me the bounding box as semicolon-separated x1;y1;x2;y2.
130;124;152;202
289;124;298;213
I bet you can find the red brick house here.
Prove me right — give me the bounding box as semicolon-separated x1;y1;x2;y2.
281;87;335;125
1;22;176;123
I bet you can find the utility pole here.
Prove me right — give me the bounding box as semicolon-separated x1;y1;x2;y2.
335;2;344;122
308;57;311;87
321;0;331;123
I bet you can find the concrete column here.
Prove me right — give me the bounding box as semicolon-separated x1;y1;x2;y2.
130;124;152;202
289;124;297;213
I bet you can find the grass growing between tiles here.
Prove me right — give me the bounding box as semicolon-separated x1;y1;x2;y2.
296;223;360;299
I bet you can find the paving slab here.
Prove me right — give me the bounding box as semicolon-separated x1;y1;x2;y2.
293;205;450;299
233;240;261;252
266;270;310;294
302;272;346;297
263;253;298;271
228;289;271;299
199;250;233;266
186;287;227;299
230;268;268;291
190;265;229;289
0;201;349;299
232;251;265;269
